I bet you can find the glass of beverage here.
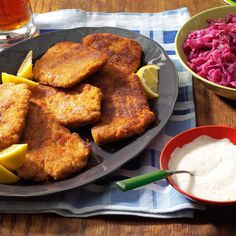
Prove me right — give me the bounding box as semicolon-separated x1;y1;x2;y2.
0;0;36;48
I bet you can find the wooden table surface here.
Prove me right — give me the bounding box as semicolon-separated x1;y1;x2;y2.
1;0;236;235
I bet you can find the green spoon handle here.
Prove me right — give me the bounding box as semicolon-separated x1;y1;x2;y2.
116;170;169;192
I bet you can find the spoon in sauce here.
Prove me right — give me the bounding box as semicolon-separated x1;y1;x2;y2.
116;169;193;192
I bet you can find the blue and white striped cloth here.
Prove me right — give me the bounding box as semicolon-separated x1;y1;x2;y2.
0;7;205;218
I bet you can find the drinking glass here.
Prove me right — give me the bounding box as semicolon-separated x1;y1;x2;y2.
0;0;36;48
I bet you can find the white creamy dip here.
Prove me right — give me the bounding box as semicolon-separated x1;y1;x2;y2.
168;135;236;201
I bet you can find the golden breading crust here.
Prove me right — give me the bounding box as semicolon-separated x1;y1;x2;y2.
0;83;31;149
31;84;102;128
83;33;142;72
33;42;108;88
17;102;90;182
89;65;156;146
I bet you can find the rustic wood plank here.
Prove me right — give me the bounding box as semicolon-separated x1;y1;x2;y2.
194;79;236;126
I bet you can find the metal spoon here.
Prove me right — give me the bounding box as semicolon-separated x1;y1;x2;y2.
116;169;193;192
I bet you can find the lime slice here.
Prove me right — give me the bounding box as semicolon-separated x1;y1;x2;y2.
17;50;33;79
2;72;39;88
0;165;20;184
136;64;159;99
0;144;28;171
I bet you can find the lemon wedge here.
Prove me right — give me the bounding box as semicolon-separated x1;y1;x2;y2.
0;144;28;171
2;72;39;87
17;50;33;79
0;165;20;184
136;64;159;99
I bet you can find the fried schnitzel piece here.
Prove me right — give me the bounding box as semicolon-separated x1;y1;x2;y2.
33;42;108;88
89;65;155;146
31;84;102;128
17;102;90;182
83;33;142;72
84;34;154;145
0;83;31;149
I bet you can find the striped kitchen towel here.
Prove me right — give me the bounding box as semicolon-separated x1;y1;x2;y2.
0;7;205;218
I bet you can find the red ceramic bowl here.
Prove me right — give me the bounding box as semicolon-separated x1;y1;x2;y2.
160;125;236;205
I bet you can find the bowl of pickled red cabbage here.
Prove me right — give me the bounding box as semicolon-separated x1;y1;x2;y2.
175;6;236;100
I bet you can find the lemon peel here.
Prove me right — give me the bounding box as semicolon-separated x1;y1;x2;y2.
136;64;159;99
0;165;20;184
17;50;33;79
2;72;39;87
0;144;28;171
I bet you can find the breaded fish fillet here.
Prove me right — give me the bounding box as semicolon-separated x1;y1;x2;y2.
83;33;142;72
89;65;155;146
31;84;102;128
17;102;90;182
33;42;108;88
0;83;31;149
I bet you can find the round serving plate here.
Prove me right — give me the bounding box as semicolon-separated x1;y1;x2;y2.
0;27;178;197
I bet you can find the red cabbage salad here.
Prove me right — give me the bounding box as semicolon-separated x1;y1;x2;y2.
183;14;236;88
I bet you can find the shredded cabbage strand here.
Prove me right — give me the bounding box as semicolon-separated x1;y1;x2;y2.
184;14;236;88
